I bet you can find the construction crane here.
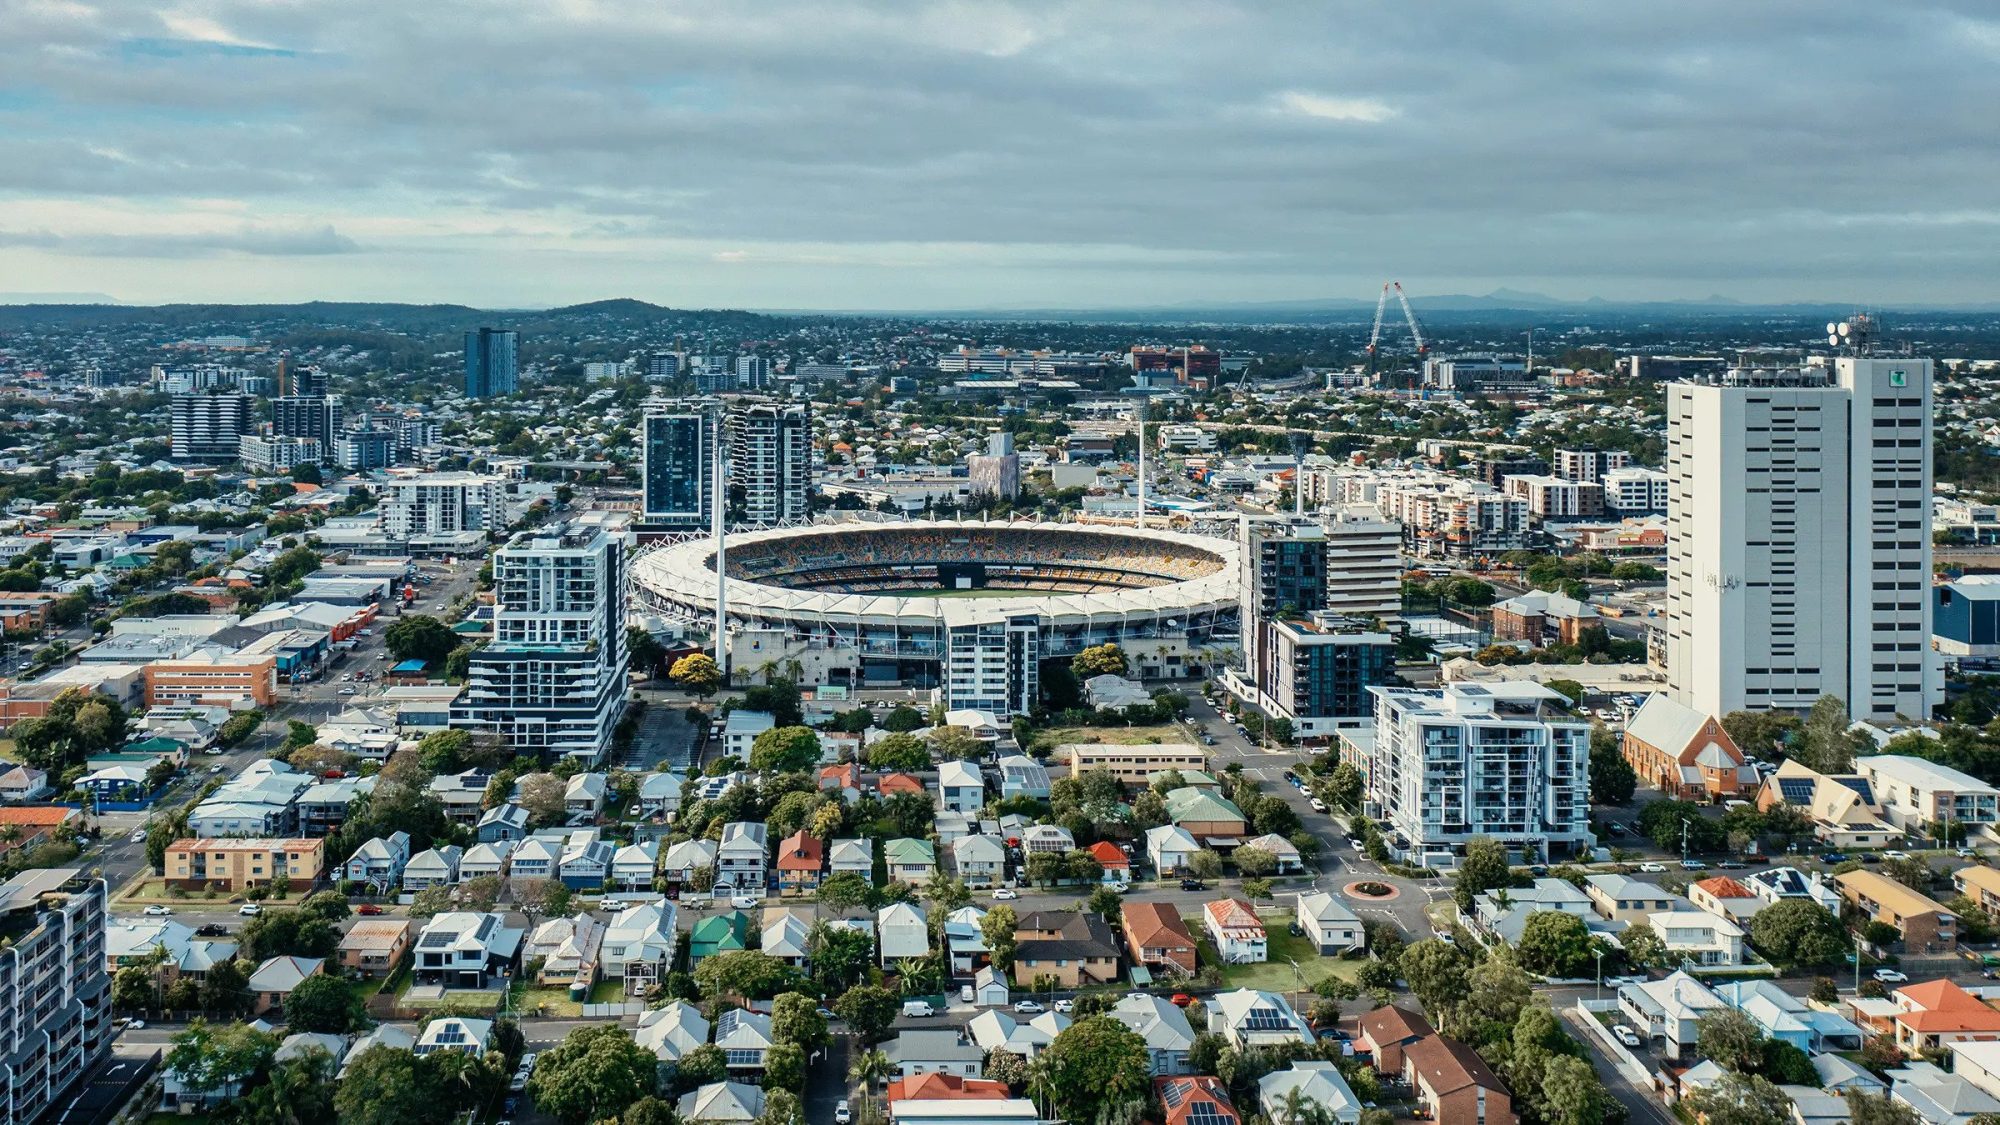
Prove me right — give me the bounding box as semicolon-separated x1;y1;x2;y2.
1364;281;1429;378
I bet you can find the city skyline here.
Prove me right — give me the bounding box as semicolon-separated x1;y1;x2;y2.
6;2;2000;308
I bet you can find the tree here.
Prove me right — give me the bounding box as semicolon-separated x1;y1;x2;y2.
1452;952;1533;1037
384;615;458;668
669;653;722;696
165;1019;277;1106
1232;845;1277;877
982;905;1020;971
817;872;877;912
1326;762;1364;812
415;729;473;775
237;909;338;961
285;719;319;749
1397;939;1469;1018
1796;695;1866;774
1696;1007;1767;1074
1683;1072;1793;1125
1035;1016;1152;1124
1086;885;1123;920
1187;849;1222;880
301;889;351;922
516;772;567;828
284;972;364;1032
1242;877;1272;901
986;1049;1029;1092
199;957;250;1016
1620;921;1667;970
626;627;667;678
1747;900;1847;968
1722;710;1800;758
1588;727;1637;805
1761;1038;1820;1085
1809;976;1840;1005
848;1046;892;1093
623;1097;679;1125
866;732;930;771
1071;643;1128;678
694;950;801;1001
809;923;878;995
834;984;900;1043
927;726;983;761
235;1046;337;1125
1539;1054;1612;1125
525;1025;657;1125
1453;836;1513;912
1636;798;1723;854
764;1041;806;1091
881;705;925;733
771;992;830;1051
750;726;821;773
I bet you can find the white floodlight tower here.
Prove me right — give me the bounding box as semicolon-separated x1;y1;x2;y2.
1135;399;1148;529
710;406;729;679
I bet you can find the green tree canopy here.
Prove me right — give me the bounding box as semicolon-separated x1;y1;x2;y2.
749;726;821;773
1035;1015;1152;1123
525;1025;656;1125
384;615;458;668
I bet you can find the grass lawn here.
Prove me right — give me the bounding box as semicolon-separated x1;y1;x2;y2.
588;979;630;1004
0;739;18;763
112;874;311;907
507;980;583;1018
1194;913;1358;992
406;983;508;1011
1042;725;1186;747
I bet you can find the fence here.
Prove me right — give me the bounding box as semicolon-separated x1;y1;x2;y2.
581;1001;646;1019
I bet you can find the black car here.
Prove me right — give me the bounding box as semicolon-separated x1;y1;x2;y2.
1179;878;1205;891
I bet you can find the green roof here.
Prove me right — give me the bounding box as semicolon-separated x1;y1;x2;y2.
1163;787;1244;825
125;737;187;755
690;910;749;956
883;838;935;866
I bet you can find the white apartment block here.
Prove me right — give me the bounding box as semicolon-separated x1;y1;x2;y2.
1321;505;1403;620
730;403;811;525
451;518;629;761
1602;466;1670;514
1504;475;1604;520
1855;755;2000;834
944;616;1039;717
1554;449;1631;484
381;473;507;539
1156;425;1217;453
0;870;110;1122
1376;478;1529;560
1663;358;1937;721
238;434;323;473
1365;682;1593;868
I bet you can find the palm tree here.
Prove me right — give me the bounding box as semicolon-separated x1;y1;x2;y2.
1273;1087;1337;1125
849;1046;890;1121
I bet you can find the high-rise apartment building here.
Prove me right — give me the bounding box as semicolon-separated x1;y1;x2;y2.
734;355;772;388
1321;505;1404;620
464;328;520;398
380;473;507;539
1602;466;1669;514
0;868;110;1122
332;429;397;471
238;434;323;473
646;352;682;381
273;394;343;443
452;518;629;761
1239;516;1328;688
1255;612;1396;739
730;403;811;525
1366;683;1592;867
642;405;715;529
170;391;254;463
1662;357;1937;721
1553;449;1631;484
966;431;1021;502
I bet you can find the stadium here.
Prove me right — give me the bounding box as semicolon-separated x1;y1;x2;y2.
631;519;1241;714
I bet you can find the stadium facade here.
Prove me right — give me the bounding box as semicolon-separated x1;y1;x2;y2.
631;519;1240;715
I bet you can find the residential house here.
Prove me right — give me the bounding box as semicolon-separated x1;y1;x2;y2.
1207;989;1312;1050
1757;760;1899;849
762;912;811;968
884;1029;987;1080
1958;866;2000;918
945;906;989;976
427;770;491;825
1744;865;1844;913
1357;1005;1434;1076
611;842;659;892
661;838;718;890
524;913;603;986
1621;695;1756;801
830;838;873;878
971;965;1008;1007
1259;1062;1362;1125
1712;979;1865;1053
1122;901;1199;976
1022;825;1073;855
1687;876;1766;923
879;902;930;966
774;831;824;894
414;1017;494;1058
1648;910;1748;966
1110;992;1197;1076
886;1072;1012;1107
690;911;750;963
1583;873;1682;926
1947;1042;2000;1104
639;772;685;818
1403;1035;1515;1125
1086;841;1131;884
402;846;463;890
1619;971;1725;1060
476;803;529;843
636;1001;710;1063
676;1082;765;1124
1156;1077;1239;1125
337;919;413;978
0;766;49;803
1237;833;1303;874
1163;787;1246;838
1878;980;2000;1055
564;772;607;817
816;763;860;803
1145;825;1198;876
1857;754;2000;835
951;834;1006;888
410;911;523;987
557;830;614;890
601;899;678;994
966;1009;1070;1058
1296;892;1364;955
459;840;515;881
716;823;769;898
996;755;1051;800
934;811;973;847
1837;869;1959;954
936;761;985;814
342;831;411;888
1013;910;1120;987
248;955;323;1015
1472;878;1594;945
1204;898;1267;964
715;1007;775;1072
884;838;936;883
879;772;925;798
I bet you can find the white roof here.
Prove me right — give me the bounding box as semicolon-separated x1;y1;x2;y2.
1259;1062;1362;1120
1297;891;1360;926
937;760;982;788
637;1001;711;1061
1859;754;2000;796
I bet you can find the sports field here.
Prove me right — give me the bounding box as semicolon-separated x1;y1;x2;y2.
889;587;1044;599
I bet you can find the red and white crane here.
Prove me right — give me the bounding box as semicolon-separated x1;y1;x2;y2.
1365;281;1428;377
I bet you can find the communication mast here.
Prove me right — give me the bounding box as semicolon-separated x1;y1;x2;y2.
1365;281;1429;378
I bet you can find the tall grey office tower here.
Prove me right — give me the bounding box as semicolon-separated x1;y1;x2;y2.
643;404;715;529
1663;356;1938;722
464;328;520;398
729;402;811;525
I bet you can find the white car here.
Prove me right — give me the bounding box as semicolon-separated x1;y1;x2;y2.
337;687;357;696
992;888;1018;901
126;1018;147;1031
1432;929;1455;943
729;895;759;909
1883;850;1912;861
143;905;172;916
1013;1000;1045;1014
1637;863;1667;873
1874;969;1909;983
1612;1025;1641;1048
834;1101;852;1125
1308;798;1328;814
1053;999;1073;1013
130;829;147;843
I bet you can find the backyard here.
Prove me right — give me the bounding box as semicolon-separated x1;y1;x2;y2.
1193;912;1360;992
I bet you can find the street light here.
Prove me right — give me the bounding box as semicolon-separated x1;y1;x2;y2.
1595;948;1604;1003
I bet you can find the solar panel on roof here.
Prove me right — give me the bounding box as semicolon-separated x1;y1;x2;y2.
1777;777;1815;803
1162;1082;1192;1109
417;932;455;948
1186;1104;1234;1125
1243;1006;1291;1030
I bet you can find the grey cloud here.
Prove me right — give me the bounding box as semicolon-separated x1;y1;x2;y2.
0;225;361;258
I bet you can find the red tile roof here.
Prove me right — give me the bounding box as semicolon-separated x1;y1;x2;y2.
878;772;924;795
1692;876;1755;898
775;830;823;871
886;1073;1010;1103
1087;840;1130;868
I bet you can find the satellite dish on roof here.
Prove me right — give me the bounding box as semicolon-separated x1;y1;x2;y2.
1826;322;1839;335
1828;334;1841;346
1839;321;1852;337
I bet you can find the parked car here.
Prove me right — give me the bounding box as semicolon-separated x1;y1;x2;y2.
1179;878;1205;892
1606;823;1627;837
143;905;172;916
1432;929;1455;943
356;904;384;916
730;895;759;909
1874;969;1909;983
1052;999;1073;1013
238;903;262;916
1013;1000;1045;1014
1883;850;1912;861
1613;1025;1642;1048
195;924;230;937
1308;798;1328;813
1821;852;1850;864
1960;848;1980;859
992;888;1018;901
1679;860;1708;871
1169;993;1194;1008
126;1019;147;1031
902;1000;936;1018
834;1101;851;1125
1636;863;1667;873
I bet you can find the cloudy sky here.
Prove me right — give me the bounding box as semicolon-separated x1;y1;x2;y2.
4;1;1999;309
